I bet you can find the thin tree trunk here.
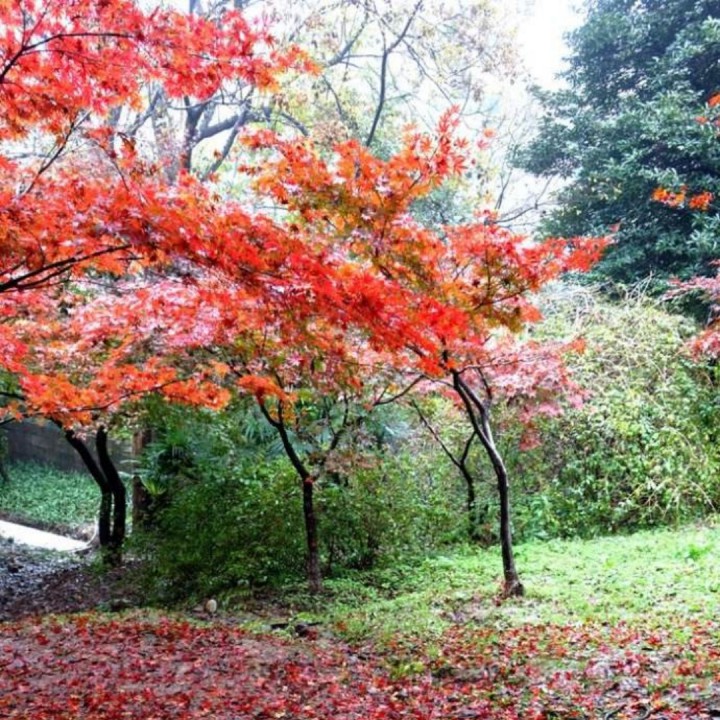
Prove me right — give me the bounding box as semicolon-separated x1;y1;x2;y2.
412;399;481;542
97;427;125;565
0;457;10;483
259;400;323;593
131;430;153;529
303;478;321;594
64;429;112;549
462;470;480;542
479;424;524;597
452;372;524;597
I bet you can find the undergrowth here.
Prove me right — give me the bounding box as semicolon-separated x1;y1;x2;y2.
0;462;98;528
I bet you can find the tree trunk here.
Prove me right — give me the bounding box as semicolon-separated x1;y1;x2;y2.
98;490;112;548
462;469;480;542
64;427;126;566
479;417;524;598
489;449;523;596
97;427;125;566
259;400;323;593
452;372;524;597
132;477;153;530
0;457;10;484
303;477;321;594
64;429;112;548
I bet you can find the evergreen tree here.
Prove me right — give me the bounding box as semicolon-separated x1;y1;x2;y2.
520;0;720;287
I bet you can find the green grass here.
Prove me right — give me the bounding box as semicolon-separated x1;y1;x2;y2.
0;461;98;528
4;458;719;654
272;520;720;645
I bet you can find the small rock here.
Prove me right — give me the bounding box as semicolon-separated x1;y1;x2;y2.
204;598;218;614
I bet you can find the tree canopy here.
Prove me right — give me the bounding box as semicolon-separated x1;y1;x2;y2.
0;0;609;591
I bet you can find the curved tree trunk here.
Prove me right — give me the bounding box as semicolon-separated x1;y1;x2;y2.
259;400;323;593
64;427;125;566
452;371;525;598
479;428;524;598
64;429;112;548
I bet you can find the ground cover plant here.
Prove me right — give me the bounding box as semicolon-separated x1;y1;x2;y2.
290;522;720;643
0;462;98;531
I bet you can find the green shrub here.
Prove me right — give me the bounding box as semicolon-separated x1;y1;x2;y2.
319;453;461;573
507;288;720;540
133;402;465;602
138;459;307;601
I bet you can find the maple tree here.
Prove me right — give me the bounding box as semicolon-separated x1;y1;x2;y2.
0;0;312;558
216;114;608;595
1;0;606;591
10;114;605;588
0;0;304;299
671;269;720;359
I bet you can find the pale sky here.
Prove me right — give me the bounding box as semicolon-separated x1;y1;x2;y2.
517;0;585;87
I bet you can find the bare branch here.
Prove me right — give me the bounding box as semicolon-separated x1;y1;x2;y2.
365;1;422;148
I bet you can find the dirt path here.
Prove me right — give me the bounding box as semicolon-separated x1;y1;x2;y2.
0;537;140;621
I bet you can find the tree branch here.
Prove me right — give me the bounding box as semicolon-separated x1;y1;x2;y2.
365;2;421;148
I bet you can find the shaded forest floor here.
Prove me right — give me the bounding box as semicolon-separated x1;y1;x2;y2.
3;523;720;718
0;538;140;621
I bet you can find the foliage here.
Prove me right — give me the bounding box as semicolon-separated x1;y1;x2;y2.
262;0;519;146
670;267;720;358
134;403;464;601
653;93;720;359
519;0;720;287
0;0;605;592
0;462;98;528
138;459;307;600
503;288;720;540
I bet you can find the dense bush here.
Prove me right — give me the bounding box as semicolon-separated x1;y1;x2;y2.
505;288;720;540
134;402;464;602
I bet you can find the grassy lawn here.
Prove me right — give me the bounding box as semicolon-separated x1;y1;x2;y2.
0;461;98;529
278;521;720;645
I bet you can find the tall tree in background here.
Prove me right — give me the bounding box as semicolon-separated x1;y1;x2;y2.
519;0;720;288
